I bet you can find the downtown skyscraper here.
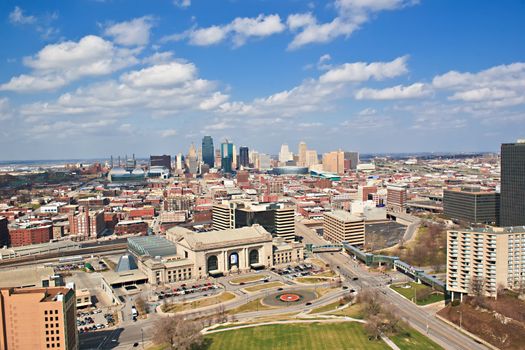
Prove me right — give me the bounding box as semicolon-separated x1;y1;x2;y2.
221;140;234;173
500;140;525;226
239;146;249;168
202;136;214;168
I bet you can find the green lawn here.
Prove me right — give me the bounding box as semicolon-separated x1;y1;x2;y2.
390;283;444;306
391;327;443;350
205;323;389;350
243;281;284;292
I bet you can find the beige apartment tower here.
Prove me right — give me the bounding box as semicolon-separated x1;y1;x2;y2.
447;226;525;299
0;287;78;350
323;210;365;245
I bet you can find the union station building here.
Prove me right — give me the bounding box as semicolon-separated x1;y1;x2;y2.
130;224;304;284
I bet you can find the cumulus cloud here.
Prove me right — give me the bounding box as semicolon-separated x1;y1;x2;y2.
120;62;196;88
104;16;153;46
355;83;431;100
287;0;417;49
319;56;408;83
165;14;286;47
0;35;138;92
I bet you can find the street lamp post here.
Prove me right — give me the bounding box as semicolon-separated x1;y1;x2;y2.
141;328;144;349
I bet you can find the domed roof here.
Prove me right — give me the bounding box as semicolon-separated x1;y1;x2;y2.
132;168;145;175
109;167;127;175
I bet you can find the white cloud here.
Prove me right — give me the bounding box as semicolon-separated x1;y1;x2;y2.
355;83;431;100
104;17;153;46
0;98;14;121
173;0;191;8
432;62;525;109
120;62;196;88
0;35;138;92
160;129;178;138
9;6;36;24
319;56;408;83
287;0;417;49
142;51;175;65
168;14;286;47
199;92;230;110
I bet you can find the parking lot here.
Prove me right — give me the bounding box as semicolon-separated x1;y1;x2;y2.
273;263;318;279
77;308;115;334
153;282;222;302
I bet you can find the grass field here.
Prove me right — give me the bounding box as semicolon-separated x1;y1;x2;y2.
328;303;364;319
310;300;342;314
243;281;284;292
391;327;443;350
295;277;329;284
161;292;236;313
230;275;269;284
390;283;444;306
205;323;389;350
227;298;274;314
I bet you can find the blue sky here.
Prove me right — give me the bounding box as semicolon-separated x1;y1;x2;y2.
0;0;524;160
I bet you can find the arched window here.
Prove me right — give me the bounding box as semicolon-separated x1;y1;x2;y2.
228;252;239;270
207;255;218;272
249;249;259;265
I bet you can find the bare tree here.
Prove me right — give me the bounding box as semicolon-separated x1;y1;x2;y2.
152;315;204;350
135;296;147;315
470;277;485;307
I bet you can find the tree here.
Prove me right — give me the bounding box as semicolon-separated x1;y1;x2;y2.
135;296;147;315
470;277;485;307
153;315;204;350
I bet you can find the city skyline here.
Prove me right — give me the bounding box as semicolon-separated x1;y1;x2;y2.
1;1;524;160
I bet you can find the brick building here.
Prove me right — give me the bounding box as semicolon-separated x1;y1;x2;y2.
8;222;53;247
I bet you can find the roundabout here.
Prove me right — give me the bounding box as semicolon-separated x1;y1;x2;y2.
262;289;317;307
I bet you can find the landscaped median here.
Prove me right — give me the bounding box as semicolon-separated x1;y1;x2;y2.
242;281;285;293
229;274;269;285
160;291;236;313
390;282;444;306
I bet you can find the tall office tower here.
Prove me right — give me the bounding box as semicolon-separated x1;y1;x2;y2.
500;140;525;226
323;210;365;245
0;286;78;350
212;201;296;241
232;144;238;170
443;188;500;225
386;184;408;213
298;141;307;166
202;136;215;168
447;226;525;299
239;146;249;168
278;144;293;165
175;153;184;171
187;143;199;174
305;150;318;167
150;155;171;170
221;140;234;173
344;151;359;171
322;150;345;174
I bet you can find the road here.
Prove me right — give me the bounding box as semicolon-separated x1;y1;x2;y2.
296;221;486;350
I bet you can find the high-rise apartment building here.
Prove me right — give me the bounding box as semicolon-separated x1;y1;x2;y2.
202;136;214;168
500;140;525;226
149;155;171;170
221;141;234;173
447;226;525;299
239;146;249;168
323;210;365;245
212;201;296;241
0;286;78;350
386;184;408;213
68;209;105;238
443;188;500;225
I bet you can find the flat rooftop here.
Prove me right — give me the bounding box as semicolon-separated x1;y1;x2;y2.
455;226;525;234
324;210;363;222
0;266;56;288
